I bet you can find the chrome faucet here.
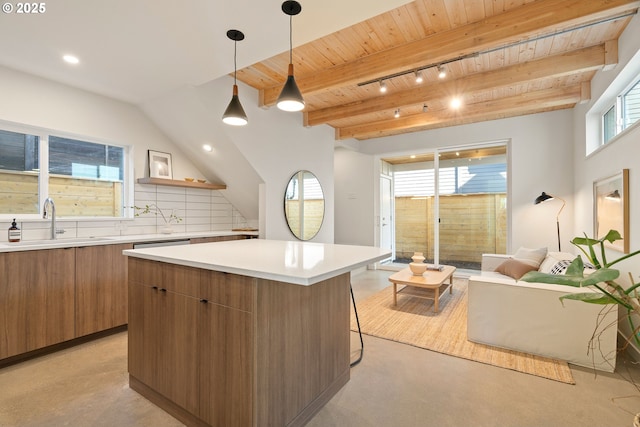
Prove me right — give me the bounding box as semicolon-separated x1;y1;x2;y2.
43;197;57;240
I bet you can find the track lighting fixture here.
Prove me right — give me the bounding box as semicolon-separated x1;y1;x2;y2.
422;104;428;113
415;70;423;84
379;80;387;93
437;65;447;79
276;1;305;112
394;109;400;118
222;29;248;126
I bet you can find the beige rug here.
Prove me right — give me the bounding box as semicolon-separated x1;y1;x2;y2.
350;280;575;384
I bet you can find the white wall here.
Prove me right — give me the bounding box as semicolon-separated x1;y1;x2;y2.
0;66;199;181
143;76;337;243
0;65;249;239
334;148;376;246
336;110;575;252
572;14;640;356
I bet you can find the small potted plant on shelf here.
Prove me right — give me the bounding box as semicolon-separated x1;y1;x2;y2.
133;204;182;234
520;229;640;423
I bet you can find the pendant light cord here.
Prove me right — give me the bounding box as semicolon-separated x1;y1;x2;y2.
289;14;293;64
233;39;238;85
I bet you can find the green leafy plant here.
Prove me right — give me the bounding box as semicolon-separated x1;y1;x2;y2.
133;204;182;224
521;229;640;354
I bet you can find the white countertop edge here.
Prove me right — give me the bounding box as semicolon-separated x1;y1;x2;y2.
123;250;390;286
0;230;257;252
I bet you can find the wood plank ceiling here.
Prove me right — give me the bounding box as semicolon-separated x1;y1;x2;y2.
236;0;639;141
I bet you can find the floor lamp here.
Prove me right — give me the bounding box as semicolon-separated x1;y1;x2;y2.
534;192;566;251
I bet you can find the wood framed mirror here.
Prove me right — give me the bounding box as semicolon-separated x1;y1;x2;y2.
284;170;324;240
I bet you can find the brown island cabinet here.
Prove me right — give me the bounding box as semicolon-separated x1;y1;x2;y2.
124;239;389;427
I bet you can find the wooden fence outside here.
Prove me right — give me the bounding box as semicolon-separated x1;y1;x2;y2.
0;171;123;217
395;193;507;265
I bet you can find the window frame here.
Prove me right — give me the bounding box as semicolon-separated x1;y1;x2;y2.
0;120;134;221
600;76;640;147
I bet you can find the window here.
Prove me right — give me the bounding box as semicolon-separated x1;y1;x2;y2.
48;136;125;217
0;123;130;219
0;129;40;214
602;77;640;144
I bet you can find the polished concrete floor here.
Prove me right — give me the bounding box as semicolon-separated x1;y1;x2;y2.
1;270;639;427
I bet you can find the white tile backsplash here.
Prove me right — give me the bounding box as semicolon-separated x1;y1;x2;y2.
4;183;249;242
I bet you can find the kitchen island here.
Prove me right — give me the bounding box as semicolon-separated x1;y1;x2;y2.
123;239;389;427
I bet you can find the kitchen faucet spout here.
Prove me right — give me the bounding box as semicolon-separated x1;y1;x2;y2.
43;197;57;240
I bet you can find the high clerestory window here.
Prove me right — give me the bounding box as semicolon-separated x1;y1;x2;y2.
602;77;640;144
0;123;130;219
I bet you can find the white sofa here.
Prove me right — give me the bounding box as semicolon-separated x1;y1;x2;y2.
467;254;618;372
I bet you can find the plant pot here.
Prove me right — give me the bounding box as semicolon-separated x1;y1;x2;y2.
411;252;425;263
160;225;173;234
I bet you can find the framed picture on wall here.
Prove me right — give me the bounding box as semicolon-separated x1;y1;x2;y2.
148;150;173;179
594;169;629;253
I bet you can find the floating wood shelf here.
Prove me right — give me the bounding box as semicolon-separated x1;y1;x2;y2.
137;177;227;190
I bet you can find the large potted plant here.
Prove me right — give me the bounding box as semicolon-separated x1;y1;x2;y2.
521;229;640;423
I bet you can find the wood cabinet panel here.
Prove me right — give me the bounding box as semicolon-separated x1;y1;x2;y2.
0;248;75;359
75;243;133;336
200;270;255;312
199;301;253;426
128;258;200;298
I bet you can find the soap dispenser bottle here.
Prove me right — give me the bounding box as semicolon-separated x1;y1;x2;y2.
8;219;21;243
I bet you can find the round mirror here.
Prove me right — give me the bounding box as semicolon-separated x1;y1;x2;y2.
284;170;325;240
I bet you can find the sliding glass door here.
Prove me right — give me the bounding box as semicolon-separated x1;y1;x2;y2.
384;143;507;272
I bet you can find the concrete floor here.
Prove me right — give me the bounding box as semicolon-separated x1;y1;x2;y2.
1;269;639;427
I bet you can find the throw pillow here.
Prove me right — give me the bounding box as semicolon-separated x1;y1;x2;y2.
495;259;538;280
513;246;548;268
549;259;596;275
538;252;577;273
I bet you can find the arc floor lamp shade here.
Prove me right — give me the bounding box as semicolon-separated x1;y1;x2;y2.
276;1;305;112
222;29;248;126
534;192;566;251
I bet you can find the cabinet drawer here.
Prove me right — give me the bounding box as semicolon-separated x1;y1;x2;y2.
200;271;255;312
128;258;200;298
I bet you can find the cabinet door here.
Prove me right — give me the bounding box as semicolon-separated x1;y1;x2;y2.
75;243;133;336
128;260;200;414
1;248;75;359
199;301;254;427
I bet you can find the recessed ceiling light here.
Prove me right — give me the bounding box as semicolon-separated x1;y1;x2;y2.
202;144;213;152
410;155;416;159
63;55;79;64
450;98;462;109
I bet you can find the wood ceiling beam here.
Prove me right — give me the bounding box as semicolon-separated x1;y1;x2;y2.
336;86;582;140
305;43;610;126
259;0;639;107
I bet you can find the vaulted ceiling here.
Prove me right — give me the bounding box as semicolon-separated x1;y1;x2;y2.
237;0;640;141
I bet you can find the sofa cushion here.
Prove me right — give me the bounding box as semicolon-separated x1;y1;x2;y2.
539;252;576;273
495;259;538;280
513;246;548;268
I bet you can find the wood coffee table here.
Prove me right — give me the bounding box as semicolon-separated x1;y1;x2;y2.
388;265;456;313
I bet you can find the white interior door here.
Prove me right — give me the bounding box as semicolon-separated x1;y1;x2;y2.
380;176;393;257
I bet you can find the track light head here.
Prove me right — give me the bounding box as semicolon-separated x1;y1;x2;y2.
379;80;387;93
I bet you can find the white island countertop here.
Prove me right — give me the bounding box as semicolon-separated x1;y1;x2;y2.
123;239;391;286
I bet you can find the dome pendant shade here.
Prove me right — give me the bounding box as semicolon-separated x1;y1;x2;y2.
222;85;248;126
277;63;304;112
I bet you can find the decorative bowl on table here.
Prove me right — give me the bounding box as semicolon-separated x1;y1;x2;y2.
409;262;427;276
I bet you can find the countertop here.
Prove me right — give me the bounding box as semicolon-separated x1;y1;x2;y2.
123;239;391;286
0;230;257;253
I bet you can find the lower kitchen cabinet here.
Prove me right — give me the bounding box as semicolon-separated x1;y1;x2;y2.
75;243;133;336
128;258;254;427
0;248;75;359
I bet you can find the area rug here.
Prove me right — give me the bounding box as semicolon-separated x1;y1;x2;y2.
350;280;575;384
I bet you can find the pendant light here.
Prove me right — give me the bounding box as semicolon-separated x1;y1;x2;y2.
276;1;305;112
222;29;248;126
